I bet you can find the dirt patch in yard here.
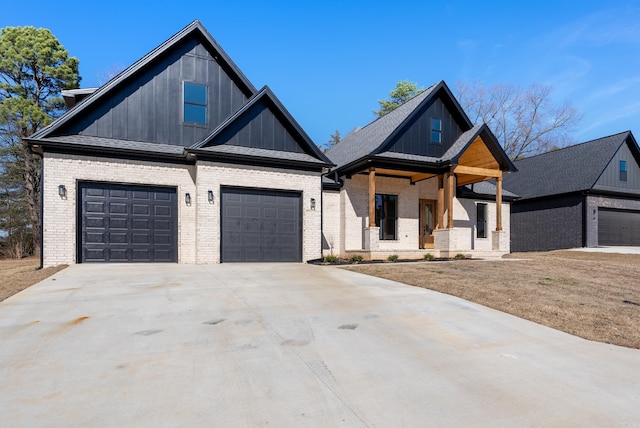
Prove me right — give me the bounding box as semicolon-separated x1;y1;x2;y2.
345;251;640;349
0;257;67;302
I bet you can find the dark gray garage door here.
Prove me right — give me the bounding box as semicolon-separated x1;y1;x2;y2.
598;208;640;246
221;188;301;262
79;183;178;262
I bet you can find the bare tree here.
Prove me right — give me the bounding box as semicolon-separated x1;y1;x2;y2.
97;62;125;86
455;82;581;159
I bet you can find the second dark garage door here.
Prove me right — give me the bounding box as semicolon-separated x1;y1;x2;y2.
598;208;640;246
79;182;178;263
221;188;302;262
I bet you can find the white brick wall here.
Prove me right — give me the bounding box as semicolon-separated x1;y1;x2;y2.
195;162;323;263
43;153;197;267
43;154;323;266
321;190;341;256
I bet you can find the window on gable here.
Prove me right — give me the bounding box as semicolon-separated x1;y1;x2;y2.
620;160;628;182
184;82;207;124
375;194;398;240
431;118;442;144
476;203;487;239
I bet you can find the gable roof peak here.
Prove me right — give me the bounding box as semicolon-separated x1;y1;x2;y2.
31;20;257;140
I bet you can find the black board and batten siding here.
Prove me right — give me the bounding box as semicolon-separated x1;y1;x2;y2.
60;36;250;146
386;96;465;158
210;100;305;153
594;141;640;191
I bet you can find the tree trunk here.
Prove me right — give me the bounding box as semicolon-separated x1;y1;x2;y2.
21;139;41;257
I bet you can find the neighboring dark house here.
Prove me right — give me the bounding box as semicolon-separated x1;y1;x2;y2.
503;131;640;251
28;21;332;266
322;81;517;259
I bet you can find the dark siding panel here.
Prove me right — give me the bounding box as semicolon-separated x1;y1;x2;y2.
511;195;584;252
386;95;464;158
210;100;304;153
61;35;249;147
595;142;640;190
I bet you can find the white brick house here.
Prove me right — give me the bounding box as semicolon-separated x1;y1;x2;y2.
29;21;331;266
321;81;517;259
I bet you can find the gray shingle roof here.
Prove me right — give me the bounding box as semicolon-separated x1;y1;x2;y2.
325;84;437;169
34;135;186;157
189;144;326;165
461;180;518;198
502;131;631;200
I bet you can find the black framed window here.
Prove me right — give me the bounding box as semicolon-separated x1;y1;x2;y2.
375;194;398;240
431;118;442;144
476;203;487;238
620;160;628;182
184;82;207;124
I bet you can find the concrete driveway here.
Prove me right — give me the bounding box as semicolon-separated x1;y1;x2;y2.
1;263;638;427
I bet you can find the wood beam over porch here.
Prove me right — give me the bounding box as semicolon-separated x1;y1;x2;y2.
453;165;502;178
368;168;376;227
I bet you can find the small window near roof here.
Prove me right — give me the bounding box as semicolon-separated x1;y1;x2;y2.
431;118;442;144
184;82;207;124
620;160;628;182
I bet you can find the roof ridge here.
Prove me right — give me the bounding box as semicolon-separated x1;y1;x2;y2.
514;130;630;163
341;83;437;142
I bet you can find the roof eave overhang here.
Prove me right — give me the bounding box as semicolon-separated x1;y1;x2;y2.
187;148;331;172
30;139;192;164
334;155;450;178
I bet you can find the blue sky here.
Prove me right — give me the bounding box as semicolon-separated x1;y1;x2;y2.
2;0;639;146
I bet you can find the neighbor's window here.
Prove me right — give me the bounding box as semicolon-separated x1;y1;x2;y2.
375;194;398;240
184;82;207;124
620;160;628;182
476;203;487;238
431;118;442;144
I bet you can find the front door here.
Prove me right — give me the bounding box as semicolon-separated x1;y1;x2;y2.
419;199;436;249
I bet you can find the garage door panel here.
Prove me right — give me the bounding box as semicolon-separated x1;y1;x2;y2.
80;183;177;263
85;201;105;213
598;208;640;246
85;232;105;243
109;203;128;214
221;188;301;262
132;204;150;215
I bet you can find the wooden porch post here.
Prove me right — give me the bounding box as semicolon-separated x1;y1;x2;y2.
368;168;376;227
447;168;455;228
496;174;503;231
437;175;444;229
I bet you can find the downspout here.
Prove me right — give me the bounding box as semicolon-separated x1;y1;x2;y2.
37;148;44;270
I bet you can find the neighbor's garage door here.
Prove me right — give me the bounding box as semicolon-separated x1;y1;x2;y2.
79;183;178;262
221;188;301;262
598;208;640;246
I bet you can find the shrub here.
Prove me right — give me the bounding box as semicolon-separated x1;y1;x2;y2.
454;253;468;260
324;254;338;263
387;254;399;262
423;253;435;261
349;254;364;263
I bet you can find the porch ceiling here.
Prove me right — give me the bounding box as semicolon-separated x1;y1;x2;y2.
455;135;503;186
